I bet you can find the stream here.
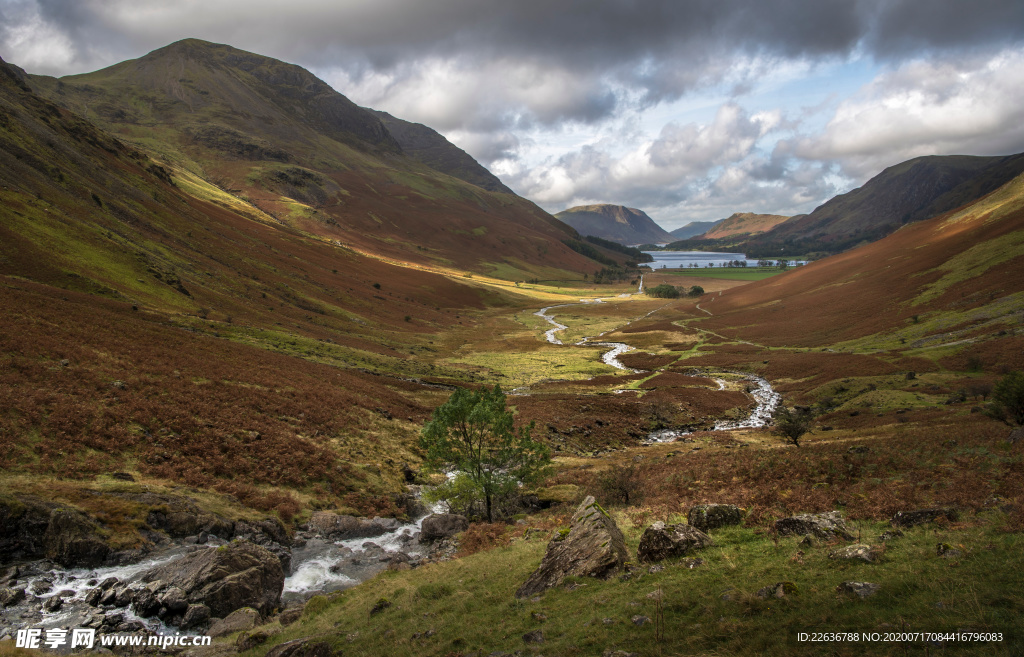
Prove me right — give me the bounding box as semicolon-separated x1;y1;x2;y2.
532;277;781;443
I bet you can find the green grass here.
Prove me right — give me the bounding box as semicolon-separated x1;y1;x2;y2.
665;268;786;281
241;510;1023;656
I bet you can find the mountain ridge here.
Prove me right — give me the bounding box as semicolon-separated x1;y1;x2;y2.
555;204;674;245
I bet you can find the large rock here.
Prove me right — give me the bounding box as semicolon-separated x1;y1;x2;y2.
775;512;854;540
419;514;469;542
637;522;713;563
141;540;284;618
307;511;401;539
516;496;629;599
209;607;261;637
0;496;112;567
891;508;959;528
687;504;743;532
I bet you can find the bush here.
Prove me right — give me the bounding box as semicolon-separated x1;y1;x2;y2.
687;285;704;297
988;371;1024;425
645;284;680;299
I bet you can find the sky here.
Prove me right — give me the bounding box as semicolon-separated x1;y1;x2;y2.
2;1;1023;230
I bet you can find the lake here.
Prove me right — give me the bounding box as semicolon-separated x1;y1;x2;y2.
642;250;765;269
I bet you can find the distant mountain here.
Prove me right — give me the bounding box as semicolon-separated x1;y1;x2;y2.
24;38;591;279
555;204;674;245
369;110;512;194
696;212;789;239
744;153;1024;256
669;220;721;239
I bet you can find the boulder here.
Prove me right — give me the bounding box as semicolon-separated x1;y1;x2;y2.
837;581;880;599
419;514;469;542
141;540;284;618
180;603;211;631
891;508;959;528
775;512;854;540
159;586;189;613
209;607;261;637
308;512;401;539
829;544;877;563
687;504;743;532
515;496;629;599
636;522;713;563
0;587;26;607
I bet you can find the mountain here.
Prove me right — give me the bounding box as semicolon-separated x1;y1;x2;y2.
669;220;721;239
701;169;1024;348
24;39;593;280
369;110;513;194
744;153;1024;257
555;204;674;245
694;212;789;239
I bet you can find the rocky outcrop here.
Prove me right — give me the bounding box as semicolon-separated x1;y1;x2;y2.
891;508;959;528
636;522;713;563
516;496;629;599
775;512;854;540
0;496;112;567
43;508;112;567
141;540;284;618
687;504;743;532
419;514;469;542
307;511;401;540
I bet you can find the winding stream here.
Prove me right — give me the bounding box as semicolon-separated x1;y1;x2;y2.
532;277;780;443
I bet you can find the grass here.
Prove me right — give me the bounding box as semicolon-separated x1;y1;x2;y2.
237;509;1023;657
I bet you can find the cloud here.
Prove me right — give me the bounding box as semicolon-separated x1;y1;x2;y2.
791;48;1024;179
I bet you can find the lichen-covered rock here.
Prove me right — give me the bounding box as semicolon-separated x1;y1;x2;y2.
775;512;854;540
515;496;629;598
141;540;284;619
636;522;713;563
0;587;26;607
687;504;743;532
829;544;877;563
891;508;959;528
837;581;880;599
419;514;469;542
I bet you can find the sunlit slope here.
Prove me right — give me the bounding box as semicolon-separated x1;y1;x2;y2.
700;172;1024;351
2;55;508;343
26;39;592;279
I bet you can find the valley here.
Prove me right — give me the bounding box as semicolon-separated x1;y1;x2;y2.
0;37;1022;657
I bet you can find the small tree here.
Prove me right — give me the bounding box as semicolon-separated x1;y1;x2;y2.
773;405;814;447
687;285;704;297
420;385;550;522
987;371;1024;426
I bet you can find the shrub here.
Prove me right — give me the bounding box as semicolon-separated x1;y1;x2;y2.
645;284;680;299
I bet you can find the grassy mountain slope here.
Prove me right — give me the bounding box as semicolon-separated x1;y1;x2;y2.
25;39;591;281
700;171;1024;350
696;212;790;239
370;109;513;194
669;219;721;239
744;153;1024;257
556;204;674;245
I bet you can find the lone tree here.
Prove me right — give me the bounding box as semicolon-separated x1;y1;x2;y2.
773;405;814;447
420;385;550;522
988;371;1024;426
